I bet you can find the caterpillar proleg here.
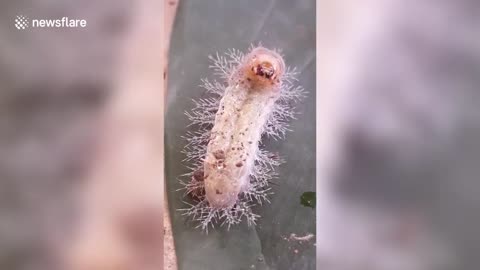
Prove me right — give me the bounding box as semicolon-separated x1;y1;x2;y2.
179;45;305;232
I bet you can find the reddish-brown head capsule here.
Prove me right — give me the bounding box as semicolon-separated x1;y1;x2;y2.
234;47;285;91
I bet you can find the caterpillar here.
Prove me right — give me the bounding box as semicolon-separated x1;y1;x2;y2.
179;45;305;232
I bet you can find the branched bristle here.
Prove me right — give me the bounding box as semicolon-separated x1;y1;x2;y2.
208;53;231;81
225;48;245;67
200;78;226;96
178;198;260;233
183;96;217;128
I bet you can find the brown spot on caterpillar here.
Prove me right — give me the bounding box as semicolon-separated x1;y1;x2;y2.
236;162;243;167
189;186;205;201
248;141;252;144
216;189;222;195
193;169;204;181
213;150;225;159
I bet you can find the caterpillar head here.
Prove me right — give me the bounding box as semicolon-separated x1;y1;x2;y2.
234;47;285;92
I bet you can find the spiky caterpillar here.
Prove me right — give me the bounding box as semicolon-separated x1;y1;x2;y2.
179;45;305;232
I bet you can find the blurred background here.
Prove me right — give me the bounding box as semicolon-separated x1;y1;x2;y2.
317;1;480;270
2;0;480;270
0;1;164;270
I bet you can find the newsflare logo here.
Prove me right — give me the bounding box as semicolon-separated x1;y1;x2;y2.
15;15;87;30
15;15;29;30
